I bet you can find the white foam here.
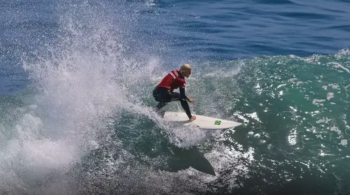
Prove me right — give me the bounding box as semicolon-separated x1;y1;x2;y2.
288;128;297;145
1;1;163;193
245;112;261;122
340;139;347;146
316;117;331;124
329;126;342;138
278;90;284;97
329;62;350;73
289;106;297;112
312;99;325;106
255;83;262;95
335;49;350;59
327;92;334;100
277;84;286;89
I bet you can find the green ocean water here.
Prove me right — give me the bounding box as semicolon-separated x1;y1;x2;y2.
70;52;350;194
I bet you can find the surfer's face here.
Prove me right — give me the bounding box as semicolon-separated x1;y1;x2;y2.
182;68;191;78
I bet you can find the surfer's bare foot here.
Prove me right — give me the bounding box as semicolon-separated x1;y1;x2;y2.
190;116;196;122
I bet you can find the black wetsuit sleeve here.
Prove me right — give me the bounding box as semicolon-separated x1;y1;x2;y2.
180;88;189;101
180;88;192;119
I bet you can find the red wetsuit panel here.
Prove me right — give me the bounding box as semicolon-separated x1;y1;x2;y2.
157;69;186;91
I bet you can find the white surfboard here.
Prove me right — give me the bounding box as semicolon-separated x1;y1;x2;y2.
163;112;242;130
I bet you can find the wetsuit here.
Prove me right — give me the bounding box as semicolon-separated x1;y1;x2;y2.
153;69;192;119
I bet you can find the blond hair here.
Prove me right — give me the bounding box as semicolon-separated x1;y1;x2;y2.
180;63;191;72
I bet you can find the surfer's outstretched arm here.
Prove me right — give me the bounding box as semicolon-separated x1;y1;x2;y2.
179;88;189;101
179;88;195;121
180;99;192;119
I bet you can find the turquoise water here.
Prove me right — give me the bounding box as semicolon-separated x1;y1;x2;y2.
1;0;350;194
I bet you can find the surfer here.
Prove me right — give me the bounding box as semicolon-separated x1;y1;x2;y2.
153;63;196;122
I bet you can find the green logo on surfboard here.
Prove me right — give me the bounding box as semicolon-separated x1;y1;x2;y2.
214;120;221;125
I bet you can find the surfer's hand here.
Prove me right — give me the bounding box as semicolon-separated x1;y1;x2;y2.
190;116;196;122
188;98;194;104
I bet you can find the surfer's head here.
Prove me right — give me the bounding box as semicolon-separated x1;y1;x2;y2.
180;63;192;78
